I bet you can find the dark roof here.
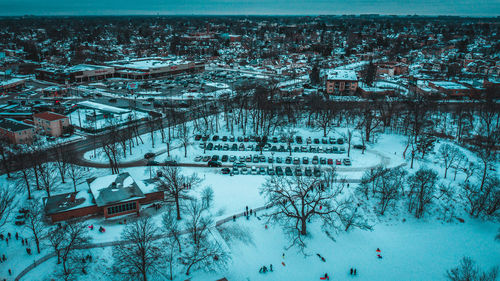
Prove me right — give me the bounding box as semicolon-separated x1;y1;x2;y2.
33;111;68;122
0;118;34;132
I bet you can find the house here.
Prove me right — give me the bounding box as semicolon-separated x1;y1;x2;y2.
323;69;358;94
428;81;471;97
33;111;70;137
44;172;164;222
0;118;35;144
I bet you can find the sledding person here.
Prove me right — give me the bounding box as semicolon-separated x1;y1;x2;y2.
259;267;263;273
320;273;329;280
263;266;268;273
377;254;382;259
376;248;381;252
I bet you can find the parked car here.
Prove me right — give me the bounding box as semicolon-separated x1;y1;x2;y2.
144;152;155;159
353;144;366;150
337;138;344;144
195;135;202;141
276;157;283;163
293;157;300;165
212;135;219;141
206;143;214;150
296;136;303;144
275;166;284;176
327;158;333;165
207;160;222;167
320;158;326;165
233;161;246;168
285;167;293;176
222;136;228;141
232;168;240;175
211;155;219;161
147;160;160;166
164;160;178;166
312;155;319;165
302;157;309;164
314;167;321;177
231;143;238;151
194;156;202;162
267;166;275;176
259;167;267;175
305;167;312;176
221;155;228;162
251;166;258;175
295;167;303;176
229;155;236;162
202;156;211;162
343;158;352;166
313;138;320;144
221;168;231;174
336;159;342;165
285;156;292;164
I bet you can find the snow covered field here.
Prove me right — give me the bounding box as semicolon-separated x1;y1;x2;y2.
1;111;498;281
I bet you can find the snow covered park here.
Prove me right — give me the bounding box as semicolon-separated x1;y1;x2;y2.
0;110;498;281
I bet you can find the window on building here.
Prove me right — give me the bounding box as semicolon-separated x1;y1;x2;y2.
107;202;137;215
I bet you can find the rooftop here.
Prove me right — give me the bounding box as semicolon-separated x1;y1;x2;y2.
325;69;358;81
34;111;68;122
87;173;145;207
431;81;469;90
0;118;34;132
44;190;95;215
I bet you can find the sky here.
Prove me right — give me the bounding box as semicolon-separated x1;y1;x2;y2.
0;0;498;16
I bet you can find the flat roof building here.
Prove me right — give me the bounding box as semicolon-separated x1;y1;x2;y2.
107;57;205;79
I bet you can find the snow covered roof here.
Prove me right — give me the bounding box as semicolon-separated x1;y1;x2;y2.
44;190;95;215
325;69;358;81
87;173;145;207
77;101;130;114
431;81;468;90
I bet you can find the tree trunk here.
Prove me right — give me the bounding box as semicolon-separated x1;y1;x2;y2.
175;195;181;220
300;218;307;235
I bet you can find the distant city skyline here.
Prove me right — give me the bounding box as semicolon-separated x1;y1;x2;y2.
0;0;498;17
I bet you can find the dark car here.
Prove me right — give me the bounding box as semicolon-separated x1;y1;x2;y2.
285;167;293;176
144;152;155;159
147;160;160;166
206;143;214;150
221;155;228;162
202;135;209;141
222;136;228;142
337;138;344;144
237;136;244;142
164;160;178;166
195;135;202;141
305;167;312;177
275;166;284;176
296;136;303;144
272;137;278;143
353;144;366;150
295;167;303;176
212;135;219;141
221;167;231;174
231;143;238;151
314;138;320;144
108;98;117;103
314;167;321;177
211;155;219;161
208;160;222;167
285;156;292;164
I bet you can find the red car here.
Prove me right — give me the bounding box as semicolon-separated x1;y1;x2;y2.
327;158;333;165
336;159;342;165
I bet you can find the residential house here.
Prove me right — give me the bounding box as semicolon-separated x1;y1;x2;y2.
33;111;70;137
0;118;35;144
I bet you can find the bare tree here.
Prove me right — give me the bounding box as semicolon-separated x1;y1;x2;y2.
182;188;228;276
113;216;162;281
438;144;463;179
177;122;191;158
24;200;46;253
461;175;500;217
0;184;15;227
407;168;439;218
162;205;182;253
156;166;203;220
53;143;70;183
345;129;353;157
161;234;180;280
38;162;58;198
67;162;86;192
261;169;368;249
446;257;498;281
49;221;91;280
374;167;407;215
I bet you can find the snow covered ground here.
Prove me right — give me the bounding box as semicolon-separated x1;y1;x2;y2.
1;112;498;281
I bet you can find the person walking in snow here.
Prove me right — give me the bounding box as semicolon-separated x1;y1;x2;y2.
270;264;273;272
263;266;268;273
350;268;353;275
354;268;357;275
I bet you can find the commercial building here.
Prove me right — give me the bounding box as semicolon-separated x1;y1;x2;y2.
44;172;164;222
0;78;26;93
33;111;70;137
107;57;205;79
0;118;35;144
428;81;471;97
324;69;358;94
35;64;115;83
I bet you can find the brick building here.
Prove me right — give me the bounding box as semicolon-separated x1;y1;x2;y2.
0;118;35;144
44;172;164;222
33;111;70;137
324;69;358;94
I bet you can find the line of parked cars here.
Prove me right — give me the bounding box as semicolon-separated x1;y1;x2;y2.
199;142;346;154
221;165;328;177
195;154;351;166
195;134;345;145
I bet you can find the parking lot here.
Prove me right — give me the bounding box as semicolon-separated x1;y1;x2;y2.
193;134;352;176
